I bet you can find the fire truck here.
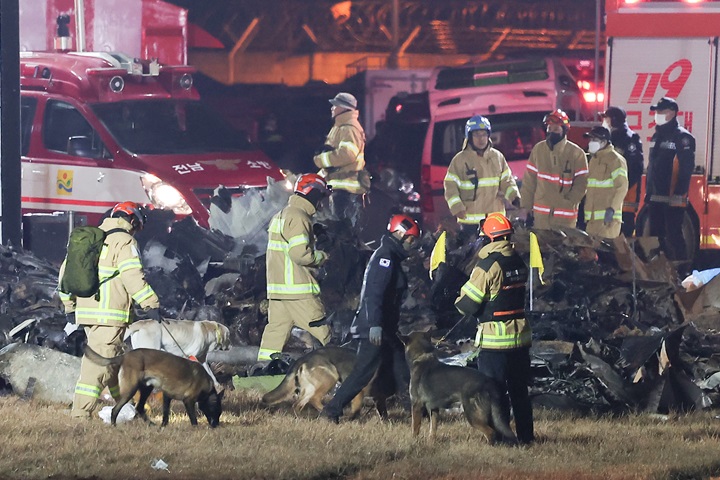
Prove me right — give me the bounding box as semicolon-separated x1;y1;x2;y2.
18;0;283;248
605;0;720;259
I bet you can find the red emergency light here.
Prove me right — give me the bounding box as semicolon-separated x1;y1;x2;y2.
583;91;605;103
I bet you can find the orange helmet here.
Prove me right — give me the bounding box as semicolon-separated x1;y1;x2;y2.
111;201;147;230
387;214;421;238
543;109;571;128
480;212;513;240
294;173;332;197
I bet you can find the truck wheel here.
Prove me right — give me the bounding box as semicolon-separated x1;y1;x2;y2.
635;205;699;262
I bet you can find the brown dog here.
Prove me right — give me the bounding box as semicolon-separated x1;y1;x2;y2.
262;346;390;420
403;331;517;444
84;346;223;427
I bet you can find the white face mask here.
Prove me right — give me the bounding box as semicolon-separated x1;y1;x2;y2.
588;140;603;154
602;119;612;130
654;112;669;127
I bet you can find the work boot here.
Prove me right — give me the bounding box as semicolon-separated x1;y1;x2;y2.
318;408;340;424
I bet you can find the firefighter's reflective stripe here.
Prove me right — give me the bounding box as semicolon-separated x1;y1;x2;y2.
460;282;491;304
317;151;332;168
533;203;577;218
447;195;463;209
585;209;623;221
475;321;532;348
267;218;321;296
75;382;101;399
59;291;72;302
327;178;363;191
257;348;280;361
132;284;156;304
458;212;494;225
108;385;120;399
75;306;131;323
339;141;360;157
444;172;501;190
118;257;143;273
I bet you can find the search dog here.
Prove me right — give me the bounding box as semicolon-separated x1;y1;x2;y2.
403;331;517;444
262;346;390;420
84;346;223;428
124;319;230;363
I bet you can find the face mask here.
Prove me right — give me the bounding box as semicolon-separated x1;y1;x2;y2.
547;131;564;145
654;113;669;127
588;140;603;154
602;119;612;130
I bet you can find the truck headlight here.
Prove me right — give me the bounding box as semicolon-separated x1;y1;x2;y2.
141;174;192;215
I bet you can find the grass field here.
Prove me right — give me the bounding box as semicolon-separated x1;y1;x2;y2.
0;391;719;480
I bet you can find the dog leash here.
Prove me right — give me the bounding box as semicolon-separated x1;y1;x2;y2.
434;314;473;347
160;321;193;360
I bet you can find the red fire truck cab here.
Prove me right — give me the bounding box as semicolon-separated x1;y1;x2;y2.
20;51;284;229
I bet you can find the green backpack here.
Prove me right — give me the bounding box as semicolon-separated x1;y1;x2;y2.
60;226;125;298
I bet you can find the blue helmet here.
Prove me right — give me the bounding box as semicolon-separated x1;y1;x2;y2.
465;115;492;139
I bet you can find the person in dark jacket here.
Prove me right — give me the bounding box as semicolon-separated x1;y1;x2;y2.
602;106;644;237
319;214;421;423
646;97;695;260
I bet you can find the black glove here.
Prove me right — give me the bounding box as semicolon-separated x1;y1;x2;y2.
511;197;521;209
66;312;76;324
145;308;162;323
525;211;534;228
309;317;328;328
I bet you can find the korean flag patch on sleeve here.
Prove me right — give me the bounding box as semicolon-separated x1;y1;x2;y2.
379;258;391;268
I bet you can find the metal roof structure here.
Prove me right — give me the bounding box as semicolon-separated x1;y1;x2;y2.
168;0;601;58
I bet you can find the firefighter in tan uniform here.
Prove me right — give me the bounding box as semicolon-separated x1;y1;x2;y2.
257;173;332;361
454;213;534;444
583;126;629;238
521;109;589;230
313;92;369;226
59;202;160;419
444;115;520;240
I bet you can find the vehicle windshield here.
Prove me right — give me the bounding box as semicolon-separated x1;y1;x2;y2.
91;100;253;155
431;112;547;166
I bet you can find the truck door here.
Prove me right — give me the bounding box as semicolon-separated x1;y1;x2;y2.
22;99;146;215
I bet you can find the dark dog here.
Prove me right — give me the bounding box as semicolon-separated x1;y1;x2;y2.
403;331;517;444
84;346;223;427
262;346;390;420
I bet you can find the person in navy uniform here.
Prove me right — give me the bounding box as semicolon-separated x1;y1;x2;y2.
646;97;695;260
319;214;421;423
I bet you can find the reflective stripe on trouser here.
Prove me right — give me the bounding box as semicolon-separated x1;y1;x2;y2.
71;324;126;418
257;298;330;361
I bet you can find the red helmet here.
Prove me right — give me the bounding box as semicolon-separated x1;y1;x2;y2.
480;212;513;240
111;201;147;230
387;214;421;239
294;173;332;197
543;109;570;128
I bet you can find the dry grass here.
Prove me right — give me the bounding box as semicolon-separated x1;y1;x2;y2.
0;391;719;480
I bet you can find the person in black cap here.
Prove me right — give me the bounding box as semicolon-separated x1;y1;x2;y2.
646;97;695;260
313;92;369;229
602;106;644;237
582;126;628;238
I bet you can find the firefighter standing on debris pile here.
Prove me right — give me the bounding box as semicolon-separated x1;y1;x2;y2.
59;201;160;419
454;212;534;444
646;97;696;260
313;92;370;227
602;106;644;237
319;214;421;423
257;173;332;362
444;115;520;243
521;109;589;230
583;126;629;239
